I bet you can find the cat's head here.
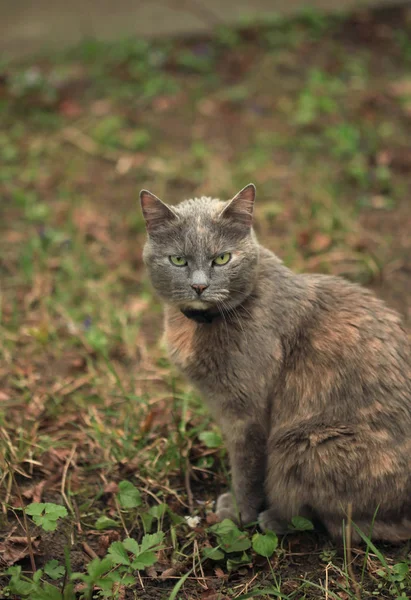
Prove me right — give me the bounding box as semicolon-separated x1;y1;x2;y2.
140;184;260;315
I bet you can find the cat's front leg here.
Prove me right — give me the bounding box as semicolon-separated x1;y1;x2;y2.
216;421;267;526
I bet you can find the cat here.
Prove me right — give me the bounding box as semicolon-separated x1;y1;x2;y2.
140;183;411;542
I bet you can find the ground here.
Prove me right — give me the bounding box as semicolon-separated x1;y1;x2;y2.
1;4;411;600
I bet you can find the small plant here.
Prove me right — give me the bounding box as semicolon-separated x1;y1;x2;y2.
25;502;68;531
203;519;279;572
375;562;410;597
5;564;74;600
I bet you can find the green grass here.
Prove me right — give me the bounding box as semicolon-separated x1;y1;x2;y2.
1;4;411;599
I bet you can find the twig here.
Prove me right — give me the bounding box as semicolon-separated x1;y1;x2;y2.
192;538;207;590
114;496;130;537
10;468;36;572
346;503;361;600
184;456;194;513
82;541;98;559
61;444;77;517
137;570;145;590
325;561;330;600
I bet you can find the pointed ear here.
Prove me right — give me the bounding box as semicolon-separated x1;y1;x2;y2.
140;189;178;233
220;183;256;228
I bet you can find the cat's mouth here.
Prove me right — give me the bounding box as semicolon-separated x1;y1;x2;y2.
179;300;220;323
180;300;211;310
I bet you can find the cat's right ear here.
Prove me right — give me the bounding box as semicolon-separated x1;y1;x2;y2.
140;190;178;233
219;183;256;230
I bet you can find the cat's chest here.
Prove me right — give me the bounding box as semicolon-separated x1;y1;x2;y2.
163;309;281;405
164;312;228;375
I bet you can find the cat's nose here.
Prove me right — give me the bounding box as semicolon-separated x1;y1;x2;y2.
191;283;209;295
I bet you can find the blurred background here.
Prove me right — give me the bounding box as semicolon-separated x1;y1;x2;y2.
1;0;411;597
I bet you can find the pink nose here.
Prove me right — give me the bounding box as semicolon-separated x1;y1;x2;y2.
191;284;208;295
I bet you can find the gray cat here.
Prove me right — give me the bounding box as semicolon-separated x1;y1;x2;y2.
140;183;411;542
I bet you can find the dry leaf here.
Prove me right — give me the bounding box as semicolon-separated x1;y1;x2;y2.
0;537;39;566
23;480;46;503
59;99;83;117
103;481;119;494
390;78;411;97
309;232;332;253
206;512;220;526
214;567;226;579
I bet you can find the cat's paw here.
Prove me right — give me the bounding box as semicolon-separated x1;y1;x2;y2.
215;493;259;525
215;492;239;523
258;508;288;535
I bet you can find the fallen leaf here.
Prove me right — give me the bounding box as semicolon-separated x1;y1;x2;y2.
206;512;220;526
59;99;83;117
309;232;332;253
160;567;178;580
104;481;119;494
97;531;120;556
23;480;46;503
390;78;411;97
0;536;39;566
91;99;112;116
214;567;226;579
0;391;10;401
3;231;25;243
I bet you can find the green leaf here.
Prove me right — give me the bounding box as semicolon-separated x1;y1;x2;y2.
31;582;64;600
95;516;119;530
202;547;225;561
252;531;278;557
6;566;22;577
210;519;251;553
227;551;251;572
392;562;409;581
44;559;65;580
43;504;68;519
210;519;238;537
131;550;158;570
148;503;167;519
26;503;68;531
290;516;314;531
26;502;46;516
117;480;142;509
86;557;116;579
121;575;137;586
198;430;222;448
33;569;43;583
140;531;165;553
31;515;59;531
8;577;34;596
122;537;140;556
140;511;154;533
108;541;131;566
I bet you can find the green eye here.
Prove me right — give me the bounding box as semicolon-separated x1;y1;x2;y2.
213;252;231;266
169;255;187;267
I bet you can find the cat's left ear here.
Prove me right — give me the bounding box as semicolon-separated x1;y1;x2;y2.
220;183;256;228
140;189;178;233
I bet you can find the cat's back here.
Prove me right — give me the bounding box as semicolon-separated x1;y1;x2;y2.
274;268;411;424
302;272;409;364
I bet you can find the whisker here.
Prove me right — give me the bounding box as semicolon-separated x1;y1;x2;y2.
216;300;230;346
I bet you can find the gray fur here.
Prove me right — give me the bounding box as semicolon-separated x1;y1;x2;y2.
140;184;411;542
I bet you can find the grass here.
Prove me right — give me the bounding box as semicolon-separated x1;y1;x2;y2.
1;4;411;599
